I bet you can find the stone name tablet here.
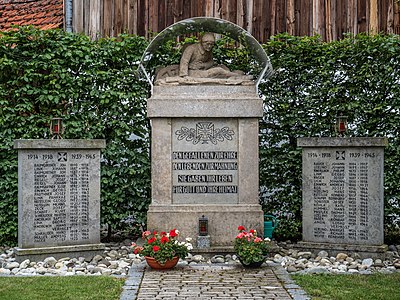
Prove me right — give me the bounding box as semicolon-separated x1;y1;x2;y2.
14;139;106;261
298;137;387;246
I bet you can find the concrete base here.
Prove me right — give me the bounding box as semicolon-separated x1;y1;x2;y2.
147;204;263;248
14;243;105;262
294;241;388;259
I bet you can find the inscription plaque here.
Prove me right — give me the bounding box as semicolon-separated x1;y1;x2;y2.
172;118;238;204
299;138;386;246
15;140;105;253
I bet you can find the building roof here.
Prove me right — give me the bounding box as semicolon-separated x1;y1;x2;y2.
0;0;64;31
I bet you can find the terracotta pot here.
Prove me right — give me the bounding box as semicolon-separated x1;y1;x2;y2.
144;256;179;270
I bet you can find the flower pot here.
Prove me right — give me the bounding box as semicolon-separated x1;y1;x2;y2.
238;256;265;268
144;256;179;270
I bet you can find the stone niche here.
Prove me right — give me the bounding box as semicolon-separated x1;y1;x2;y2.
296;137;388;257
14;139;106;262
147;85;264;250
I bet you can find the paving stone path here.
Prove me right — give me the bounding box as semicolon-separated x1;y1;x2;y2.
121;262;309;300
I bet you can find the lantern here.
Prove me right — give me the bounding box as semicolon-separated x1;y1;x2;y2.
50;117;63;139
335;114;348;136
198;215;208;236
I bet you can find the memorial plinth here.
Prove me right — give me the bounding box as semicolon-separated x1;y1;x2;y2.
14;139;106;262
147;85;264;250
296;137;388;257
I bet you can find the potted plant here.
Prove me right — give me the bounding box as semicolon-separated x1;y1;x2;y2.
132;228;193;269
234;225;270;268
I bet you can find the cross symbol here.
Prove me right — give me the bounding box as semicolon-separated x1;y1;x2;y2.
58;152;67;162
196;122;214;144
336;151;345;160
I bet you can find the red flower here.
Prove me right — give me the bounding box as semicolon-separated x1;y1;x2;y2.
238;225;246;231
236;232;245;239
169;228;177;238
161;236;169;244
134;246;143;254
153;230;157;235
153;245;160;252
142;231;151;238
147;237;156;244
160;231;167;236
250;229;255;234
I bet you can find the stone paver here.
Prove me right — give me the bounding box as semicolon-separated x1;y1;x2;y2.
121;262;309;300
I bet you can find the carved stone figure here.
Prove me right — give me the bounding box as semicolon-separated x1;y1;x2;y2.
155;33;253;85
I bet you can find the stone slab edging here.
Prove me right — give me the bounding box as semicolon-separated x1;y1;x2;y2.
268;262;311;300
119;261;146;300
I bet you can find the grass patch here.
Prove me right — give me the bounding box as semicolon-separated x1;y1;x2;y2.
292;273;400;300
0;276;125;300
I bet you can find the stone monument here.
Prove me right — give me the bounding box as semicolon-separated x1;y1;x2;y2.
14;139;106;262
296;137;388;257
140;18;272;251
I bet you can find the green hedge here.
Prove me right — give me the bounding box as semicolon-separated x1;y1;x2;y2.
0;28;399;245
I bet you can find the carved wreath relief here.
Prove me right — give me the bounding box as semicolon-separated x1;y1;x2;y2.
175;122;234;145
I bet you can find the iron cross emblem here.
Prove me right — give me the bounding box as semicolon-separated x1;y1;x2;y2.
196;122;214;144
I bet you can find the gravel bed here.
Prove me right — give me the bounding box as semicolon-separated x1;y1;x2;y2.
1;241;399;276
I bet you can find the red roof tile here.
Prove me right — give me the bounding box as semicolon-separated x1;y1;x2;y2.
0;0;64;31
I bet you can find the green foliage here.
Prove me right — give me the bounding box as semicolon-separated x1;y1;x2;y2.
260;33;400;241
0;28;150;245
213;36;262;76
384;224;400;245
273;218;302;242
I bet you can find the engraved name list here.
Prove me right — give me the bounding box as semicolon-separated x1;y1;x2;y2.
304;148;382;245
26;150;98;246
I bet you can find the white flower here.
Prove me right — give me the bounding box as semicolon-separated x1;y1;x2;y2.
185;243;193;250
264;237;271;242
185;237;192;242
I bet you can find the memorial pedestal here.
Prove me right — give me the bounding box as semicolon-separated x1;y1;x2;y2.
147;85;264;249
297;137;388;258
14;139;106;262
